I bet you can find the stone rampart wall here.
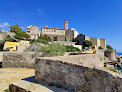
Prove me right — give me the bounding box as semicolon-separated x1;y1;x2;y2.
36;54;104;68
35;57;122;92
105;50;116;61
2;52;43;68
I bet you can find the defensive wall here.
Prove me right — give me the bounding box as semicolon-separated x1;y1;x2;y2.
2;52;104;68
35;56;122;92
2;52;43;68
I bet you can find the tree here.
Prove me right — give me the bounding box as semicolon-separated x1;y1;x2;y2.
43;34;51;41
65;37;67;41
72;37;77;42
54;36;57;41
10;24;30;40
65;45;80;52
98;46;103;50
10;24;22;33
82;40;92;48
106;45;113;50
40;42;66;56
75;38;81;45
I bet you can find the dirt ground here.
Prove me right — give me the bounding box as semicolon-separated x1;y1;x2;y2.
0;68;35;92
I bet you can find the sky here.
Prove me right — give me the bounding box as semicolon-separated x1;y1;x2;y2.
0;0;122;52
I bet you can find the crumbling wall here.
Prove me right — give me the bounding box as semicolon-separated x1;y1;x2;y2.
35;57;122;92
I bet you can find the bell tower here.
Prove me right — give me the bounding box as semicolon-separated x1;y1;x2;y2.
64;19;68;30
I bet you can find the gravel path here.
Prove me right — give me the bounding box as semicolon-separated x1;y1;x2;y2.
0;68;69;92
0;68;35;92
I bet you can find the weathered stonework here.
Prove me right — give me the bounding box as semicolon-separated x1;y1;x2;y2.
2;52;43;68
35;57;122;92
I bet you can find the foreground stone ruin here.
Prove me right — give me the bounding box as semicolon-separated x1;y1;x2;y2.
34;57;122;92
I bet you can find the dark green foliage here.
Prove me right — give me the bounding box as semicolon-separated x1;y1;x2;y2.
54;36;57;41
98;46;103;50
72;37;81;45
39;34;51;41
72;37;77;42
65;37;67;41
48;83;55;86
40;42;66;56
29;39;37;44
10;24;30;40
10;24;22;32
36;38;48;44
82;40;92;48
106;45;113;50
56;84;62;88
65;45;80;52
76;39;81;45
29;37;49;45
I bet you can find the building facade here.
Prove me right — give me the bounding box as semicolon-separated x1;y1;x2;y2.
40;20;79;41
90;37;100;47
77;34;90;43
41;26;65;35
67;28;78;39
26;25;39;39
100;39;106;50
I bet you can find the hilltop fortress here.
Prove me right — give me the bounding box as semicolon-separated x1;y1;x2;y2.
26;19;106;50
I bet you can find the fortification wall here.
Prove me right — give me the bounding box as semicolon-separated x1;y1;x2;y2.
105;50;116;61
35;57;122;92
2;52;43;68
2;52;73;68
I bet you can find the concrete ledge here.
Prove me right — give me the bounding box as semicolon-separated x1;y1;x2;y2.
9;80;69;92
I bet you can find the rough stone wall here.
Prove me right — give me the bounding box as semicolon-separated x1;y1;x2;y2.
105;50;116;61
35;57;122;92
2;52;43;68
95;50;105;55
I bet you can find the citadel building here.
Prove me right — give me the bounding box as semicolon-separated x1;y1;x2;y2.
26;25;39;39
40;20;79;41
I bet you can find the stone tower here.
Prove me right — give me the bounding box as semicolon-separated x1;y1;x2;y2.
64;19;68;30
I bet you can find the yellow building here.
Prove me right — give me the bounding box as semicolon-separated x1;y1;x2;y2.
3;42;21;51
3;40;30;51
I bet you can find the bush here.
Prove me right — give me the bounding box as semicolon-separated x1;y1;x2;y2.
29;39;49;45
106;45;113;50
40;42;66;56
82;40;92;49
37;39;48;44
98;46;103;50
39;34;51;42
65;45;80;52
48;83;55;86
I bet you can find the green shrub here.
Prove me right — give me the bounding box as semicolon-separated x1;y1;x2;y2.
65;45;80;52
98;46;103;50
36;39;48;44
56;84;62;88
48;83;55;86
29;39;49;45
40;42;66;56
5;89;11;92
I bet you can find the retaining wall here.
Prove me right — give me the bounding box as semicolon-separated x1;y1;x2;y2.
105;50;116;61
2;52;43;68
35;57;122;92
